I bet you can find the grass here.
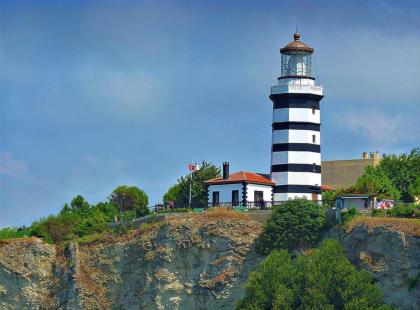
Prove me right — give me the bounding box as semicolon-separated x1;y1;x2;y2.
346;216;420;237
76;233;107;245
202;207;250;220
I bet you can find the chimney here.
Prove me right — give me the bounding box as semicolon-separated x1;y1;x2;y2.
370;152;375;159
362;152;369;159
222;162;229;180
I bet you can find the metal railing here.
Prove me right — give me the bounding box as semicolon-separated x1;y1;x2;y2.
207;200;333;210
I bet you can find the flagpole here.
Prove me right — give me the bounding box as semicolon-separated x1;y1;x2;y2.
189;159;193;209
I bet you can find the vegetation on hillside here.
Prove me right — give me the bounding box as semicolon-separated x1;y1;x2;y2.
0;185;149;243
163;161;220;208
237;239;391;310
346;216;420;237
255;199;326;254
372;203;420;219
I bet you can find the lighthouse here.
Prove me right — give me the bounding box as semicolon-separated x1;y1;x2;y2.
270;32;323;201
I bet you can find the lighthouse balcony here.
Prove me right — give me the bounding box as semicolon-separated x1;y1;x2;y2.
271;84;323;96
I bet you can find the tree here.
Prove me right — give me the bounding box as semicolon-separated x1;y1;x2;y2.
377;148;420;202
237;240;390;310
355;166;400;200
256;199;326;254
109;185;149;217
162;161;220;208
409;176;420;202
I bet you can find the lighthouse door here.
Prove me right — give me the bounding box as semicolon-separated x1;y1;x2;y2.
311;192;318;201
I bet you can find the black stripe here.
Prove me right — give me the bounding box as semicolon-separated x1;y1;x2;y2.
274;185;321;194
274;101;319;109
272;122;320;131
272;143;320;153
271;164;321;173
270;93;323;110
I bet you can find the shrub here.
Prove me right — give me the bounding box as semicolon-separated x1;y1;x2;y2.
237;239;390;310
0;227;31;240
341;207;361;225
372;203;419;219
156;207;191;214
256;199;325;254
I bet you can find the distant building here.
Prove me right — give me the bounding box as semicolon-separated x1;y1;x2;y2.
205;163;274;209
322;152;381;189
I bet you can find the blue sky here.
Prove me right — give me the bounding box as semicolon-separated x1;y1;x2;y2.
1;0;419;227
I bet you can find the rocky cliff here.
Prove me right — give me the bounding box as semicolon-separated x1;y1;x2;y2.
340;219;420;310
1;213;419;309
0;211;263;309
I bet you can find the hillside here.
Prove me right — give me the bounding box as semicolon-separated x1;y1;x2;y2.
1;211;420;309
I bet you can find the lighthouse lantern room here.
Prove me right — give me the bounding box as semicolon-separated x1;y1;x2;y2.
270;32;324;201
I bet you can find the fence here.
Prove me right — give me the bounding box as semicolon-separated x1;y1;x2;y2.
206;200;334;210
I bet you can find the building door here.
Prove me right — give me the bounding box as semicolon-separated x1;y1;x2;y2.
311;192;318;201
254;191;264;209
212;191;219;206
232;190;239;206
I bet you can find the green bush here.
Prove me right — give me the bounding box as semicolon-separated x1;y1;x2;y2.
0;227;31;240
237;239;391;310
156;207;191;214
255;199;326;254
372;203;419;219
341;207;361;225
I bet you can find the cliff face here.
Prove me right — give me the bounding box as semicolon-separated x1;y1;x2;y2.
1;213;420;309
0;212;263;309
341;224;420;310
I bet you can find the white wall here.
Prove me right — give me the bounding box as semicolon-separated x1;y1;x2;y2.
272;130;320;145
208;183;242;203
274;192;322;202
246;184;272;202
271;171;321;185
271;151;321;165
273;108;320;123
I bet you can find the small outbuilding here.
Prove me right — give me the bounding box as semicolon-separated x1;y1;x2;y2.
204;162;274;209
334;194;372;210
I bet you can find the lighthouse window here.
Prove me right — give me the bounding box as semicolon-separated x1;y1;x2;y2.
312;106;316;114
313;163;316;172
312;135;316;143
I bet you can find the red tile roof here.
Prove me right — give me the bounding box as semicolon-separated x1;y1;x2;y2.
204;171;275;186
321;184;335;191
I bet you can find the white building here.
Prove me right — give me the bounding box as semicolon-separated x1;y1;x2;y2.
205;163;274;209
270;32;323;201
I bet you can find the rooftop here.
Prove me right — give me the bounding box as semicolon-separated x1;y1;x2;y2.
205;171;275;186
280;32;314;54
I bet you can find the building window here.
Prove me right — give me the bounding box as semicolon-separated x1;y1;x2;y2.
212;191;220;206
312;134;316;143
232;190;239;206
312;106;316;114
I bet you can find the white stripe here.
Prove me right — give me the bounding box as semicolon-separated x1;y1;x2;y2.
271;171;321;185
273;193;322;201
272;130;320;144
271;151;321;165
273;108;320;123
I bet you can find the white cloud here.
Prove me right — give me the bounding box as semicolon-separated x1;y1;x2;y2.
340;112;419;146
0;151;28;178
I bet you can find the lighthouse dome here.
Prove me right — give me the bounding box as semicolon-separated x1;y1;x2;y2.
280;32;314;54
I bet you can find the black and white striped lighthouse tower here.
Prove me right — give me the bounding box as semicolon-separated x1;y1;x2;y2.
270;32;323;201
